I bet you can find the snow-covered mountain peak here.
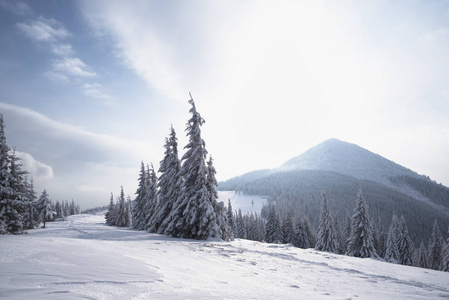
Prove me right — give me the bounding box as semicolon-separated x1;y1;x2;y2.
278;138;422;186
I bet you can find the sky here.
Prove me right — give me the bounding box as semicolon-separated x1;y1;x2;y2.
1;0;449;209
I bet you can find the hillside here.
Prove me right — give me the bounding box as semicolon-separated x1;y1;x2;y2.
219;139;449;245
1;214;448;299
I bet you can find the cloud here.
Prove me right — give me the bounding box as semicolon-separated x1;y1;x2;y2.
51;43;74;56
79;0;185;101
16;16;70;42
0;102;157;207
52;57;96;77
16;151;54;180
0;0;32;16
82;83;112;100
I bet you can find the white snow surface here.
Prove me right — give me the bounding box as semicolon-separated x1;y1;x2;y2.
1;214;448;300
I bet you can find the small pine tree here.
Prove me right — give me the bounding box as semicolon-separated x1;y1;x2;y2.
303;217;316;248
226;199;236;240
132;162;147;230
442;226;449;272
265;203;281;243
236;209;247;239
294;217;310;249
105;193;115;226
144;164;158;232
427;220;444;270
282;212;294;244
384;213;400;263
416;240;428;269
315;193;339;253
124;196;132;227
37;190;53;228
346;190;377;258
397;215;413;265
114;187;127;227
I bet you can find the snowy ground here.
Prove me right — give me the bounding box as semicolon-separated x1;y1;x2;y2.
218;191;267;215
1;214;448;300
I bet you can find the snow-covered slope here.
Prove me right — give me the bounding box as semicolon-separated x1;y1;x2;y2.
1;214;448;299
279;139;422;186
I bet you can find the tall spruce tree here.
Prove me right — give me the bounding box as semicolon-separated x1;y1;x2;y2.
294;217;310;249
6;149;28;233
282;212;294;244
206;156;222;239
397;215;413;265
132;162;147;230
315;193;340;253
164;96;217;239
427;220;444;270
346;190;377;258
36;190;53;228
152;126;182;234
265;203;281;243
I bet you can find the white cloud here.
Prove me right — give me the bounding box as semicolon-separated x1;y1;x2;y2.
16;151;54;180
51;43;74;56
82;83;112;100
16;16;70;42
79;0;185;101
0;0;32;16
44;71;69;82
52;57;96;77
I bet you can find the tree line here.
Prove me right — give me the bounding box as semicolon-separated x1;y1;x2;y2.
0;114;80;234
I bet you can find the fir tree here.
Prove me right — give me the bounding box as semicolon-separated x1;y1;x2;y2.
105;193;115;226
427;220;444;270
282;212;294;244
346;190;377;258
236;209;247;239
226;199;236;240
114;187;127;227
442;226;449;272
7;149;27;233
37;190;53;228
294;217;309;249
164;96;217;239
384;213;400;263
315;193;340;253
153;126;182;234
206;156;222;239
265;203;282;243
144;164;158;232
416;241;428;269
124;196;132;227
132;162;147;230
303;217;316;248
397;215;413;265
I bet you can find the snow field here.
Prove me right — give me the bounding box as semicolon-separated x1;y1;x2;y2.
1;213;448;299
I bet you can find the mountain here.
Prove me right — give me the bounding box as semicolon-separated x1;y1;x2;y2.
219;139;449;245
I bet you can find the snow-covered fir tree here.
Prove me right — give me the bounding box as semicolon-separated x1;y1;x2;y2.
105;193;115;226
6;149;28;233
226;199;236;240
397;215;413;265
294;217;310;249
124;196;132;228
265;203;282;243
36;190;53;228
144;164;158;232
152;126;182;234
245;212;265;242
315;193;340;253
416;241;428;269
23;177;38;229
132;162;147;230
164;96;218;239
374;217;387;258
206;156;224;239
282;212;294;244
442;226;449;272
236;209;247;239
303;217;316;248
427;220;444;270
384;213;400;263
346;190;377;258
114;187;127;227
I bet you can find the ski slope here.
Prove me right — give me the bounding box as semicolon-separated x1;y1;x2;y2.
1;213;448;299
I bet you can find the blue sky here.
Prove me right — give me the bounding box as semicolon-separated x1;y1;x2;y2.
1;0;449;209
